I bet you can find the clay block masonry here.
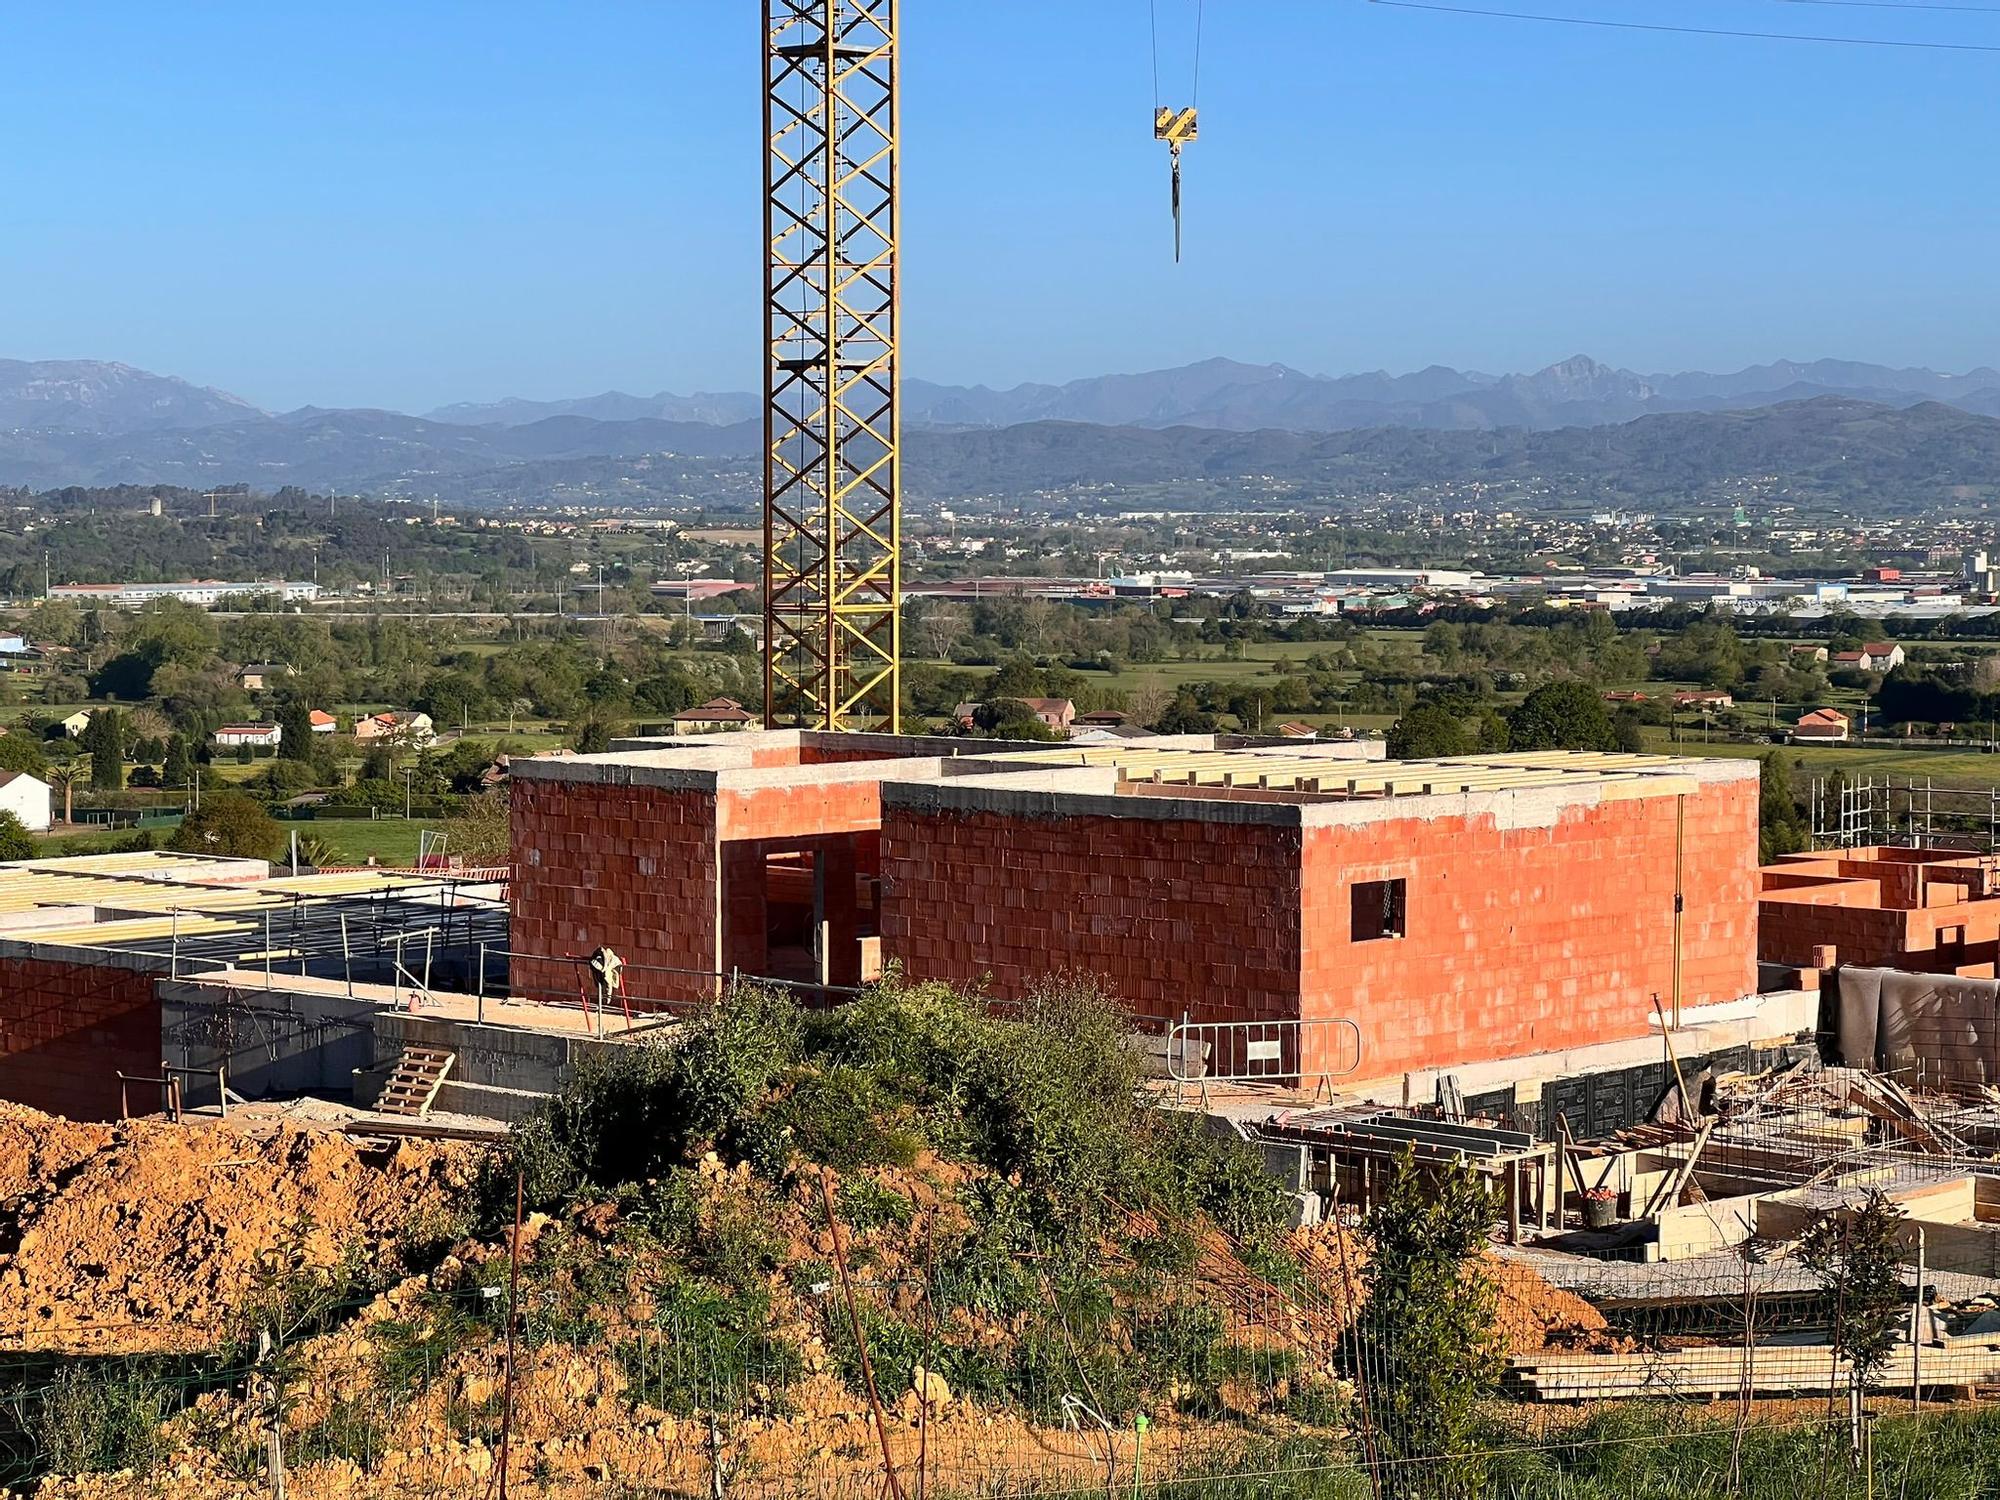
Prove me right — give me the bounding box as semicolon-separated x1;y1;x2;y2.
508;733;1760;1088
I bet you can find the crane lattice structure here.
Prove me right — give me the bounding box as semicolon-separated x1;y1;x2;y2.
762;0;900;732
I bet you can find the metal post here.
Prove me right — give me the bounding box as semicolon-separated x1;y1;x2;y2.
218;1059;228;1121
170;907;180;980
477;942;487;1025
423;928;434;997
1913;1224;1926;1413
263;910;272;984
1671;794;1686;1030
340;913;353;996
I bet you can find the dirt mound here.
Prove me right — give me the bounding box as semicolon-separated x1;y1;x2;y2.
1488;1256;1617;1354
0;1106;478;1354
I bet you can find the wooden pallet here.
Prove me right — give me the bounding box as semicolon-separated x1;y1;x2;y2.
1509;1338;2000;1401
376;1046;455;1118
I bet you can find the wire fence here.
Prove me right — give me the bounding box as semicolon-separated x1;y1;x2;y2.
6;1210;2000;1500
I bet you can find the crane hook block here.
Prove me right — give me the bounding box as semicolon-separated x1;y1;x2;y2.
1153;106;1198;146
1154;108;1196;262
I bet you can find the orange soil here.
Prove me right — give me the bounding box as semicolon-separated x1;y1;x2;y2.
0;1103;477;1354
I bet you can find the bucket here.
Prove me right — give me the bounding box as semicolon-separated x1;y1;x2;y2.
1582;1195;1618;1231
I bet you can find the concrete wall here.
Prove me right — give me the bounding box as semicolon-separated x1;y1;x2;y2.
375;1011;632;1122
159;979;381;1106
0;947;166;1119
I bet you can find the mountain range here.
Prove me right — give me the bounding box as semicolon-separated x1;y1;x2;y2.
3;356;2000;507
428;354;2000;434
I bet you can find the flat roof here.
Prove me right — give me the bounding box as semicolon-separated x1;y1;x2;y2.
0;854;505;970
988;747;1718;800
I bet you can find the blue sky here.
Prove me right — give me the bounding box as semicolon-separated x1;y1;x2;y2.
2;1;1995;412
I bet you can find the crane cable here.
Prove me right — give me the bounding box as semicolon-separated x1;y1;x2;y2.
1368;0;2000;51
1150;0;1205;261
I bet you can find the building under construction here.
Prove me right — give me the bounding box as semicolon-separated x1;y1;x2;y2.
508;733;1769;1094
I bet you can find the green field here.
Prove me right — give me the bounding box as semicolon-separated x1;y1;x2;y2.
1651;733;2000;788
294;816;430;866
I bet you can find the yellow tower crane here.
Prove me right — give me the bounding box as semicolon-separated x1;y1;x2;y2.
760;2;1198;731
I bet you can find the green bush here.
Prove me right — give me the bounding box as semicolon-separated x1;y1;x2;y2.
616;1275;802;1415
28;1362;179;1478
288;1397;389;1469
763;1065;923;1173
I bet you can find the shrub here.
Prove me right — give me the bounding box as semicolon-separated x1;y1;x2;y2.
29;1362;179;1477
616;1275;803;1415
1359;1151;1501;1498
288;1398;389;1469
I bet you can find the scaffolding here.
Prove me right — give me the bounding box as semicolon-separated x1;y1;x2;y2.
1811;774;2000;852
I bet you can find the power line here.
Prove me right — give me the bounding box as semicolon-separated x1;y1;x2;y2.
1774;0;2000;12
1368;0;2000;50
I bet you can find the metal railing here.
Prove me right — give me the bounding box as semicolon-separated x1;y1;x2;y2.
470;947;864;1033
1164;1014;1364;1100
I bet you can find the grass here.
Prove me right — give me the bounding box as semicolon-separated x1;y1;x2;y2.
296;817;429;866
1644;730;2000;789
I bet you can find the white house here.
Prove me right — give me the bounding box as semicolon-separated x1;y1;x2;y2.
353;710;434;745
0;771;51;833
58;711;91;738
214;723;282;749
308;709;338;734
1793;708;1851;743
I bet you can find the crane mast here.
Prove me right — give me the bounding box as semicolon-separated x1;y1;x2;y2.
762;0;901;732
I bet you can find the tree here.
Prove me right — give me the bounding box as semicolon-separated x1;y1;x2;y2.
168;790;284;862
0;734;49;779
1612;705;1648;753
569;715;620;755
917;602;969;662
1388;703;1472;759
1507;680;1619;752
162;734;193;790
1360;1150;1502;1496
1798;1191;1909;1413
0;810;33;862
443;791;511;866
45;760;81;827
276;697;314;762
1759;752;1808;864
81;709;125;791
970;699;1058;741
1125;681;1173;731
1152;692;1217;734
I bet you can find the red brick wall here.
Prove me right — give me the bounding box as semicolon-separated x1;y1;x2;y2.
0;954;161;1120
880;779;1756;1086
1300;780;1759;1081
880;806;1305;1028
510;777;720;1005
718;777;886;844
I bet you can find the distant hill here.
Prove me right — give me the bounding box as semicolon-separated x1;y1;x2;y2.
424;390;761;427
0;407;759;492
5;355;2000;510
901;398;2000;506
0;359;262;434
903;354;2000;434
428;354;2000;437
